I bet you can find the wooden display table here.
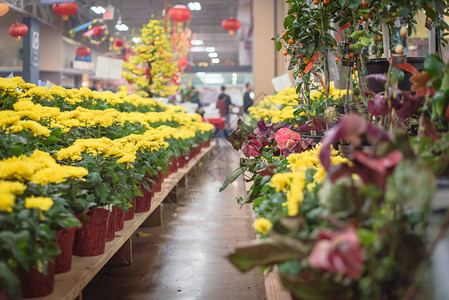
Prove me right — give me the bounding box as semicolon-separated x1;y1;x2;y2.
34;144;215;300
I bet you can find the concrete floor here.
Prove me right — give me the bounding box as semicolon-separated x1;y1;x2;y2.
83;139;266;300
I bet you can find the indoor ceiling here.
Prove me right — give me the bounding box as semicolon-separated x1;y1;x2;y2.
71;0;253;66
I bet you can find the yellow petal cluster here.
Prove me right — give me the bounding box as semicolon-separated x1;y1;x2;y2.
55;132;169;164
0;111;50;137
253;217;273;234
271;144;348;216
0;150;88;185
309;84;350;101
249;85;348;123
25;196;54;211
248;87;299;123
0;180;27;212
11;99;211;134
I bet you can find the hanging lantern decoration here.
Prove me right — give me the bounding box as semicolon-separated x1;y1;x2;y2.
84;19;109;46
41;0;75;3
0;3;9;17
221;18;241;35
76;46;91;58
92;26;104;37
168;5;191;23
113;39;124;51
9;23;29;40
52;2;78;21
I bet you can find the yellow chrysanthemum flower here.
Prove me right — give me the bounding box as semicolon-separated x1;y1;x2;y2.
253;217;273;234
0;181;27;212
25;196;54;211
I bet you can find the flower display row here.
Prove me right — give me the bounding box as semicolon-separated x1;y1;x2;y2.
0;77;213;299
221;0;449;297
222;113;438;299
248;86;348;128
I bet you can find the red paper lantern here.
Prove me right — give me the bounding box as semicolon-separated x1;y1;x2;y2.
76;46;91;57
53;2;78;21
9;23;28;40
113;39;124;48
168;5;191;23
92;26;104;37
221;18;241;35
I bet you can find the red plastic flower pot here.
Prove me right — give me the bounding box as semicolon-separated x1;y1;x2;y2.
106;207;117;242
150;183;155;198
135;188;152;213
73;208;109;256
55;227;77;274
155;171;163;193
168;157;175;174
20;262;55;298
0;291;8;300
124;199;135;221
114;206;126;232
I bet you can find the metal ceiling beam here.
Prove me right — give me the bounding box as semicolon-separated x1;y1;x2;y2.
3;0;57;28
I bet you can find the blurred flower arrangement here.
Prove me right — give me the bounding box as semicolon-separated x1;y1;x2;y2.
222;115;440;299
221;0;449;298
0;77;213;299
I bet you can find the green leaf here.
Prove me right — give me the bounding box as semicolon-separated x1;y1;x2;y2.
347;0;361;8
361;36;371;47
431;89;449;117
424;54;445;77
283;15;294;28
350;30;363;40
358;228;374;245
219;166;248;192
276;41;282;52
392;67;405;82
0;262;20;300
227;239;304;272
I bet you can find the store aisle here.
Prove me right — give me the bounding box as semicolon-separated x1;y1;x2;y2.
83;139;266;300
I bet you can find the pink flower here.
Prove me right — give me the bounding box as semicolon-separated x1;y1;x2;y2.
309;228;363;279
242;134;262;157
275;128;302;150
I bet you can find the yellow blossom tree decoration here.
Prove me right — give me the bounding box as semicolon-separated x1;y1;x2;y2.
123;19;179;98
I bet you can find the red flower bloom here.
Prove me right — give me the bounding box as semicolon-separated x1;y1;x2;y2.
309;228;363;279
275;128;302;150
242;134;262;157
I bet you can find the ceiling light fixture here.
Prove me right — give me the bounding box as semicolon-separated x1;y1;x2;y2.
191;39;203;46
90;6;105;14
132;37;141;43
205;47;215;52
187;2;201;11
211;58;220;64
208;52;218;58
190;46;205;52
115;23;129;31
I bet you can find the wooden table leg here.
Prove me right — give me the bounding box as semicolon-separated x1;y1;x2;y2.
163;184;177;204
141;204;162;227
109;236;133;265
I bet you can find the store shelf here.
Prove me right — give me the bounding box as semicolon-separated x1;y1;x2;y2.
34;144;215;300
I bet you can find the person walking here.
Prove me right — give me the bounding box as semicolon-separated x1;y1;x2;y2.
218;86;232;137
243;82;253;114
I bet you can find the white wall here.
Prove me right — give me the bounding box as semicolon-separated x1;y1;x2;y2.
0;13;24;70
